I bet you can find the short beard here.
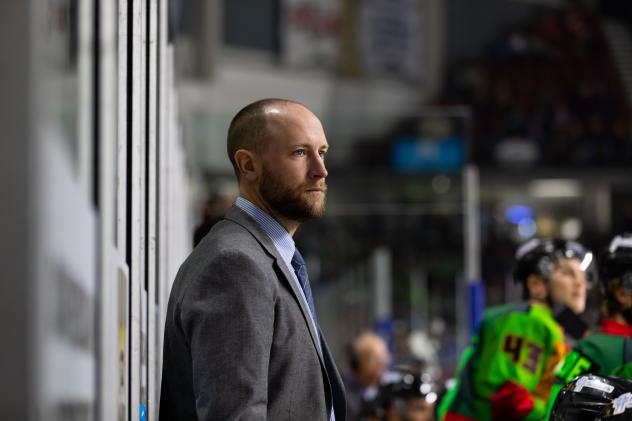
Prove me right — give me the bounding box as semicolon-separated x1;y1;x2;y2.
259;166;326;222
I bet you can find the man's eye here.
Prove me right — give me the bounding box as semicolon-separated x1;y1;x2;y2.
293;149;306;156
319;150;327;158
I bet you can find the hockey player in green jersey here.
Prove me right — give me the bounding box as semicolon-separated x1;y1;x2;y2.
545;233;632;419
438;238;593;421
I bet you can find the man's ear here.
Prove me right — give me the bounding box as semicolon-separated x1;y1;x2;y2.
234;149;258;181
526;273;547;301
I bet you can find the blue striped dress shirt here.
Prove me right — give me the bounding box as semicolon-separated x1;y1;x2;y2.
235;197;320;342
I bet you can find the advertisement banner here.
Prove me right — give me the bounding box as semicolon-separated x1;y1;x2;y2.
358;0;425;80
281;0;340;69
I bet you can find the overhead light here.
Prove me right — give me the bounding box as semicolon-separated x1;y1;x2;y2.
528;179;581;198
517;218;537;239
505;205;533;225
536;216;556;236
560;218;582;240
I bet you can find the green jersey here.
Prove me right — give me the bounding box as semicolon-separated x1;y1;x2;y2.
613;361;632;378
439;303;567;421
545;319;632;419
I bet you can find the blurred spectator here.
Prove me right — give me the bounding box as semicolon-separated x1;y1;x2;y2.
438;3;632;167
344;332;391;421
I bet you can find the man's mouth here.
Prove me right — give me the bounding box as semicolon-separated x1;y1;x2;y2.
306;185;327;193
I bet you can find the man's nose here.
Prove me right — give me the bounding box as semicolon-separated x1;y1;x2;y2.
310;154;328;178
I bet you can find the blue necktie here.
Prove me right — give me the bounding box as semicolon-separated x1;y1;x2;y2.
292;250;336;421
291;249;318;327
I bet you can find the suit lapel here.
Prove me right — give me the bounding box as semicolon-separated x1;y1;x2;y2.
320;330;347;420
224;206;325;363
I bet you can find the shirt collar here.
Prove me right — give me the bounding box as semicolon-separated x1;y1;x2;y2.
235;196;296;265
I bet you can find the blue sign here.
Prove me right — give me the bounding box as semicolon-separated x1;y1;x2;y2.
392;137;465;171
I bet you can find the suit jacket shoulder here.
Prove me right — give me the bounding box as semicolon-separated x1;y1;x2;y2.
160;205;346;420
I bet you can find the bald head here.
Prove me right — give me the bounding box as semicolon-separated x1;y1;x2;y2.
227;98;307;178
351;332;390;386
354;332;388;357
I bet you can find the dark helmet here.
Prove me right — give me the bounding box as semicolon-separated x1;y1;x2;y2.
387;371;440;403
513;237;593;284
360;369;440;420
389;372;441;421
551;374;632;421
599;233;632;294
597;392;632;420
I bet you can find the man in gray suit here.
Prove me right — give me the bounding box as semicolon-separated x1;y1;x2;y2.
160;98;346;420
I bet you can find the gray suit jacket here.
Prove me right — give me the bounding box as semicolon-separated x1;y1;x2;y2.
160;206;346;420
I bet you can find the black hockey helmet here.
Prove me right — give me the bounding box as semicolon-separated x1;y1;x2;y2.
551;374;632;421
513;237;593;284
360;369;440;420
599;233;632;294
388;371;440;403
597;392;632;420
